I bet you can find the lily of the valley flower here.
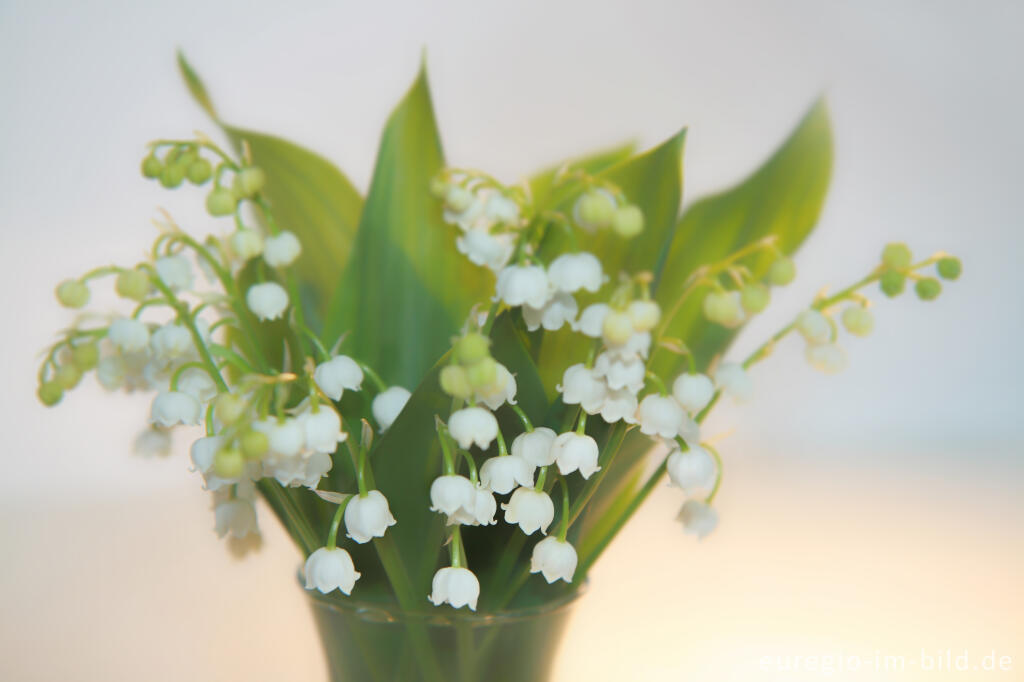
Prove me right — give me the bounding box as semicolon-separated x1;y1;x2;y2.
593;352;645;393
502;486;555;535
371;386;411;431
344;490;397;543
805;343;847;374
447;485;497;526
495;264;550;309
456;229;516;272
635;394;686;439
677;499;718;539
304;547;360;595
151;390;202;427
574;303;609;338
430;474;477;519
672;372;715;414
150;323;192;361
301;406;347;454
177;367;218;403
246;281;289;321
429;566;480;611
252;417;306;458
230;228;263;261
474;364;517;410
154;253;194;291
530;536;578;584
558;364;608;414
627;299;661;332
714;362;753;401
108;317;150;352
551;432;600;479
522;291;578;332
263;230;302;268
314;355;364;401
214;497;258;538
547;252;604;294
511;427;557;467
448;407;499;450
666;445;716;493
479;454;534;495
796;309;832;345
598;387;639;424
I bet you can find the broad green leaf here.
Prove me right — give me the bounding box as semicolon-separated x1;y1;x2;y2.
322;64;492;389
177;53;363;322
650;99;833;377
528;141;637;210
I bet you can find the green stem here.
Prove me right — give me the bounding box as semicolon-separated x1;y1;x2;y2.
326;495;354;550
557;476;570;541
703;444;724;505
357;361;388;393
510;403;533;432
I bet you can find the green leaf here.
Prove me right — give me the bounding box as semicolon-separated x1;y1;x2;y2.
527;141;637;210
650;99;833;377
322;64;492;389
177;52;363;323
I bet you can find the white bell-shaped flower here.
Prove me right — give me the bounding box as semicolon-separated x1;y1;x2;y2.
447;485;497;526
530;536;578;584
558;363;608;414
443;186;484;229
805;343;847;374
304;547;360;595
214;497;258;538
574;303;609;338
263;230;302;268
593;352;645;393
151;390;202;427
372;386;411;431
456;229;516;272
551;432;600;479
502;487;555;535
796;309;832;345
479;455;534;495
177;367;218;403
301;452;333;487
635;394;686;439
628;299;661;332
314;355;364;401
606;330;652;361
714;362;753;401
190;435;234;490
495;264;550;309
547;252;604;294
522;291;578;332
344;490;397;543
448;407;499;450
230;228;264;262
429;566;480;611
150;323;192;362
475;363;517;410
133;427;172;457
666;445;716;493
154;254;194;291
252;417;306;457
483;193;520;225
511;427;557;467
599;387;639;424
672;373;715;414
246;281;289;321
302;406;347;454
108;318;150;353
677;499;718;539
430;474;477;518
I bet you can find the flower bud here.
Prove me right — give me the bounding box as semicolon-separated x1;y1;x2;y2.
115;268;151;301
246;281;289;321
186;158;212;184
628;299;661;332
444;185;474;213
702;290;742;327
879;270;906;297
234;167;266;197
108;318;150;352
937;257;961;280
881;242;912;270
768;257;796;286
602;309;634;346
805;343;847;374
38;380;63;406
672;372;714;414
440;364;474;400
465;357;498;390
841;306;874;337
206;187;237;217
611;205;644;238
141;154;163;179
71;342;99;371
214;393;247;425
159;163;186;189
795;309;831;345
740;282;771;314
371;386;411;432
263;231;302;268
213;447;245;479
915;277;941;301
574;189;616;230
453;332;490;366
56;279;89;308
230;229;264;262
55;363;82;390
240;430;269;460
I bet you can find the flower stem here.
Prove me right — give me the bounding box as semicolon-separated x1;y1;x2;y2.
326;495;354;550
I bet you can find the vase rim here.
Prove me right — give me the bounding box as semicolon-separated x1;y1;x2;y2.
299;567;586;626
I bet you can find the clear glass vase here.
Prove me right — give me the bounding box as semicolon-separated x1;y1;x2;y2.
304;582;582;682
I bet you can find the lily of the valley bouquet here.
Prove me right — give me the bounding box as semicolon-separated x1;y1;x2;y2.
37;56;961;681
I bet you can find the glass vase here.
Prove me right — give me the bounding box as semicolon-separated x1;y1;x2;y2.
305;582;582;682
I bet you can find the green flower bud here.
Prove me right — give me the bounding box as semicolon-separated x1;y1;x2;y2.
453;332;491;366
602;309;635;346
767;257;796;286
234;167;267;197
841;306;874;337
206;188;238;217
55;363;82;390
159;163;186;189
56;279;90;308
71;342;100;371
440;364;473;400
611;205;644;238
879;270;906;297
162;147;180;165
466;357;498;390
702;290;741;326
740;282;771;314
141;154;163;179
240;430;269;460
176;148;199;167
38;380;64;407
213;447;245;479
214;393;247;425
186;158;213;185
575;190;616;230
881;242;912;270
115;268;151;301
937;257;962;280
915;277;941;301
